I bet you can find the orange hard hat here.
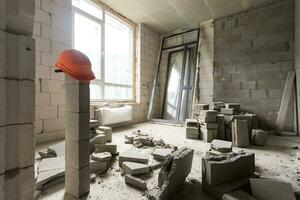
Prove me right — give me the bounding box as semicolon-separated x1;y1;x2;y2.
55;49;95;81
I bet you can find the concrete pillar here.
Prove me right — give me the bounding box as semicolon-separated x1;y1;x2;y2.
64;75;90;198
296;0;300;134
0;0;35;199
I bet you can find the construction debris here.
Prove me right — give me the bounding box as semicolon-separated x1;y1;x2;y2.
251;129;268;146
38;149;56;159
97;126;112;142
149;147;194;200
222;189;257;200
122;162;150;175
202;151;255;186
125;174;147;191
148;157;162;170
91;152;112;162
95;143;118;155
201;127;218;143
125;135;134;144
250;176;296;200
152;149;173;161
47;141;65;157
90;159;109;173
211;139;232;153
119;149;149;166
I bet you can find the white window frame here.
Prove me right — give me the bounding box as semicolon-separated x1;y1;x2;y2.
71;0;136;102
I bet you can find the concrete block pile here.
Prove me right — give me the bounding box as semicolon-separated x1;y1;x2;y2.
0;0;36;199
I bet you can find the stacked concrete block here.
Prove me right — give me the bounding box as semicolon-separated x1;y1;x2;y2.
203;151;254;186
185;118;199;139
193;104;209;117
97;126;112;142
212;102;225;111
232;119;249;147
0;1;35;197
64;75;90;198
251;129;268;146
199;110;218;142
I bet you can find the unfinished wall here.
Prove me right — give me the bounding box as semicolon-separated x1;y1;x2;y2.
198;20;214;104
34;0;72;143
296;0;300;133
213;0;295;130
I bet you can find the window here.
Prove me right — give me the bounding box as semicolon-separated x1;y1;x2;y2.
72;0;135;101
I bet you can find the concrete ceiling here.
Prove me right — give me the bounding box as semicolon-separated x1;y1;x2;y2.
99;0;274;34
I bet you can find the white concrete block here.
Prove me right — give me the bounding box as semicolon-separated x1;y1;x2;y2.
5;124;34;171
3;0;35;36
65;75;90;113
65;165;90;198
6;80;35;124
65;111;90;141
66;139;90;169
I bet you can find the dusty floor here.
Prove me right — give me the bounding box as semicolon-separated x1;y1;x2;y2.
36;122;300;200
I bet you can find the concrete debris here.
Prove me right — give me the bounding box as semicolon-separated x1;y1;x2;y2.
152;147;194;200
35;156;65;190
148;157;162;170
97;126;112;142
232;119;249;147
95;143;117;155
34;190;41;200
152;138;165;146
135;135;154;146
122;162;150;175
90;133;106;148
203;177;249;200
212;102;225;111
250;176;296;200
251;129;268;146
38;149;56;159
90;159;109;173
202;151;255;186
125;135;134;144
91;152;112;162
125;174;147;191
119;149;149;166
47;141;65;157
90;173;96;183
222;190;257;200
153;149;173;161
133;141;144;148
89;120;100;130
211;139;232;153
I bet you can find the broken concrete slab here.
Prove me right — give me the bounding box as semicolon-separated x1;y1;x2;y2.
119;149;149;166
148;157;162;170
211;139;232;153
222;190;257;200
251;129;268;146
203;177;249;200
155;147;194;200
232;119;249;147
153;148;173;161
122;162;150;175
95;143;117;155
91;152;112;162
47;141;65;157
125;174;147;191
97;126;112;142
250;176;296;200
202;151;255;186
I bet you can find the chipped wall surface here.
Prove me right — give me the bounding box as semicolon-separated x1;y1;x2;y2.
34;2;160;142
213;0;295;130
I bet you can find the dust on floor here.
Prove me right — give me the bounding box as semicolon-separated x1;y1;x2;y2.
36;122;300;200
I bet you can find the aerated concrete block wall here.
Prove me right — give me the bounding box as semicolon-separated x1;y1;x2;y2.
34;0;72;143
213;0;295;130
296;0;300;133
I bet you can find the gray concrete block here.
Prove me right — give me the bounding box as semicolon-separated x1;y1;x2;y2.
125;174;147;191
232;119;249;147
221;108;236;115
66;139;90;169
156;147;194;200
153;149;173;161
65;165;90;199
90;133;106;148
186;126;199;139
217;114;226;140
185;118;198;127
202;151;255;186
122;162;150;175
90;159;108;173
97;126;112;142
201;127;218;143
199;110;218;118
95;143;117;155
199;115;217;123
148;157;162;170
222;190;257;200
211;139;232;153
250;177;296;200
202;122;218;129
119;150;149;166
65;111;90;141
91;152;112;162
251;129;268;146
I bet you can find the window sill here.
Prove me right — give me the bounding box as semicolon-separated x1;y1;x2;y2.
90;100;139;106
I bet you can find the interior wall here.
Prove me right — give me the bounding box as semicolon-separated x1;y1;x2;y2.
296;0;300;134
34;0;72;143
213;0;295;131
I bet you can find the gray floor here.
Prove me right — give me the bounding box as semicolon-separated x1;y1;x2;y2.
36;122;300;200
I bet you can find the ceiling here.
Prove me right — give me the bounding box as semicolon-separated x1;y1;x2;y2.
99;0;274;34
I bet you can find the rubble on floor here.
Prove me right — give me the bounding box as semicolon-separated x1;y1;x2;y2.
122;162;150;175
222;189;257;200
152;148;173;161
119;149;149;166
210;139;232;153
125;174;147;191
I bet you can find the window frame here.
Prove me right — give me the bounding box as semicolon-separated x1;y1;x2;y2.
71;0;136;103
